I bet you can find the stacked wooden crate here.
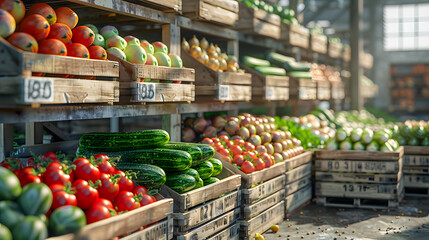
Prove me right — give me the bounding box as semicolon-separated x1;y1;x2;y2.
284;151;313;216
289;77;317;100
181;0;239;27
280;23;310;49
310;33;327;54
403;146;429;197
237;2;281;39
159;168;241;240
315;147;404;209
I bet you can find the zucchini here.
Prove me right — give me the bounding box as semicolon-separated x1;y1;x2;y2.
242;56;271;68
254;66;286;76
115;162;166;189
79;129;169;151
203;177;220;186
161;143;203;165
266;52;295;67
193;177;204;190
209;158;223;177
288;71;312;79
165;174;196;194
194;161;214;180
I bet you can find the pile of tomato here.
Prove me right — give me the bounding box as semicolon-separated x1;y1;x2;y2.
1;152;157;225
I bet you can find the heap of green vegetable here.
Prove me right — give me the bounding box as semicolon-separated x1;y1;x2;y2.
236;0;298;25
392;121;429;146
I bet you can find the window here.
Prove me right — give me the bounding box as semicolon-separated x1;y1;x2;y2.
384;4;429;51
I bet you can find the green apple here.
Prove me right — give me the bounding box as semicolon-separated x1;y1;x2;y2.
145;54;158;66
107;47;126;60
124;35;140;45
168;54;183;68
124;44;147;64
140;41;154;55
100;25;119;40
92;34;105;48
154;52;171;67
106;35;127;51
152;41;168;54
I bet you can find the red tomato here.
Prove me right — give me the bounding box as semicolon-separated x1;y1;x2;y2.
240;161;255;174
85;205;111;224
49;184;65;194
201;138;213;145
0;0;26;23
42;152;57;161
232;155;244;166
212;138;220;144
43;162;71;186
67;43;89;58
113;194;140;212
98;173;120;201
221;156;231;164
132;186;147;196
72;26;94;47
218;148;230;157
18;167;41;187
231;145;243;156
72;179;99;210
27;3;56;25
253;158;265;171
115;170;134;192
234;139;245;146
218;135;229;142
55;7;78;29
38;39;67;56
47;23;71;44
7;32;38;52
96;156;115;175
93;198;114;210
138;193;154;207
213;142;223;151
225;140;234;149
243;142;255;152
114;191;133;202
19;14;50;41
74;158;101;182
51;190;77;210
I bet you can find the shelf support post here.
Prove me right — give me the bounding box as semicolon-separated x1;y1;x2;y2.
162;17;181;55
0;124;13;159
350;0;363;110
25;122;43;146
162;114;181;142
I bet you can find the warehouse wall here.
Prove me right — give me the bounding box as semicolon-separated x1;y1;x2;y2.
369;0;429;109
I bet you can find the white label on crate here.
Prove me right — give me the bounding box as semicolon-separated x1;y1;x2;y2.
218;85;230;100
136;82;156;101
24;78;54;103
265;87;274;100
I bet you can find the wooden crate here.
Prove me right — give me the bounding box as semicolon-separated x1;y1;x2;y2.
241;64;289;101
236;2;281;39
159;167;241;212
289;77;317;100
285;185;312;216
315;80;331;100
315;172;401;184
175;209;240;240
285;163;312;183
403;146;429;197
181;49;252;102
48;195;173;240
173;190;240;232
242;189;285;220
241;174;286;205
310;33;327;54
328;42;343;58
206;223;240;240
120;218;173;240
284;151;313;170
285;175;311;196
182;0;239;27
281;23;310;49
0;37;119;106
239;201;285;240
331;81;345;100
108;54;195;104
124;0;181;12
315;147;404;161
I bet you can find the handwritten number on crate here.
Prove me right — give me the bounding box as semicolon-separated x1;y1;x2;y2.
25;79;54;102
137;83;156;101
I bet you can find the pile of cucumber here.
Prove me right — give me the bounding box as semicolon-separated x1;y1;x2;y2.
76;130;222;194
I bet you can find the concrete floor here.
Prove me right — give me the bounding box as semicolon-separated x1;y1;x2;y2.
264;198;429;240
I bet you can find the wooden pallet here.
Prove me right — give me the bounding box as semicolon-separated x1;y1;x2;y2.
331;81;345;100
241;174;286;204
280;23;309;49
182;0;238;27
316;80;331;100
159;167;241;212
237;2;281;39
315;172;401;184
175;209;240;240
120;218;173;240
239;201;285;240
48;195;173;240
404;174;429;188
328;42;343;58
173;191;240;232
314;159;402;173
109;54;195;104
314;147;404;161
310;33;327;54
285;185;312;215
124;0;181;12
181;49;252;102
284;151;313;170
0;37;119;106
285;175;311;195
240;64;289;101
285;162;312;183
242;189;286;220
289;77;317;100
316;195;402;209
206;223;240;240
404;186;429;198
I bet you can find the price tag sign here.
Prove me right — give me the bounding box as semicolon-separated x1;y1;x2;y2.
218;85;230;101
136;82;156;102
24;78;54;103
265;87;274;100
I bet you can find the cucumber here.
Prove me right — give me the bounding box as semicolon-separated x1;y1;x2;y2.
254;66;286;76
181;168;200;180
79;129;169;151
78;148;192;172
288;71;312;79
161;142;203;165
193;178;204;190
209;158;223;177
203;177;220;186
165;174;196;194
176;143;215;166
194;161;214;180
242;56;271;68
266;52;295;66
283;61;311;71
115;162;166;189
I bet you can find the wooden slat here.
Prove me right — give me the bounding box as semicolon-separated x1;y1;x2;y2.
404;174;429;188
121;82;194;103
203;0;239;12
176;209;240;240
242;174;286;204
404;146;429;155
237;3;280;39
195;85;252;102
218;72;252;85
403;154;429;166
253;9;280;25
173;191;240;232
403;166;429;174
316;195;401;209
242;189;285;220
120;218;173;240
198;1;238;26
280;23;310;49
311;33;328;54
315;171;401;184
285;185;312;214
285;151;313;170
285;175;311;195
285;163;312;183
206;223;240;240
252;18;281;39
315;159;401;173
314;147;404;161
159;167;241;212
134;0;181;12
